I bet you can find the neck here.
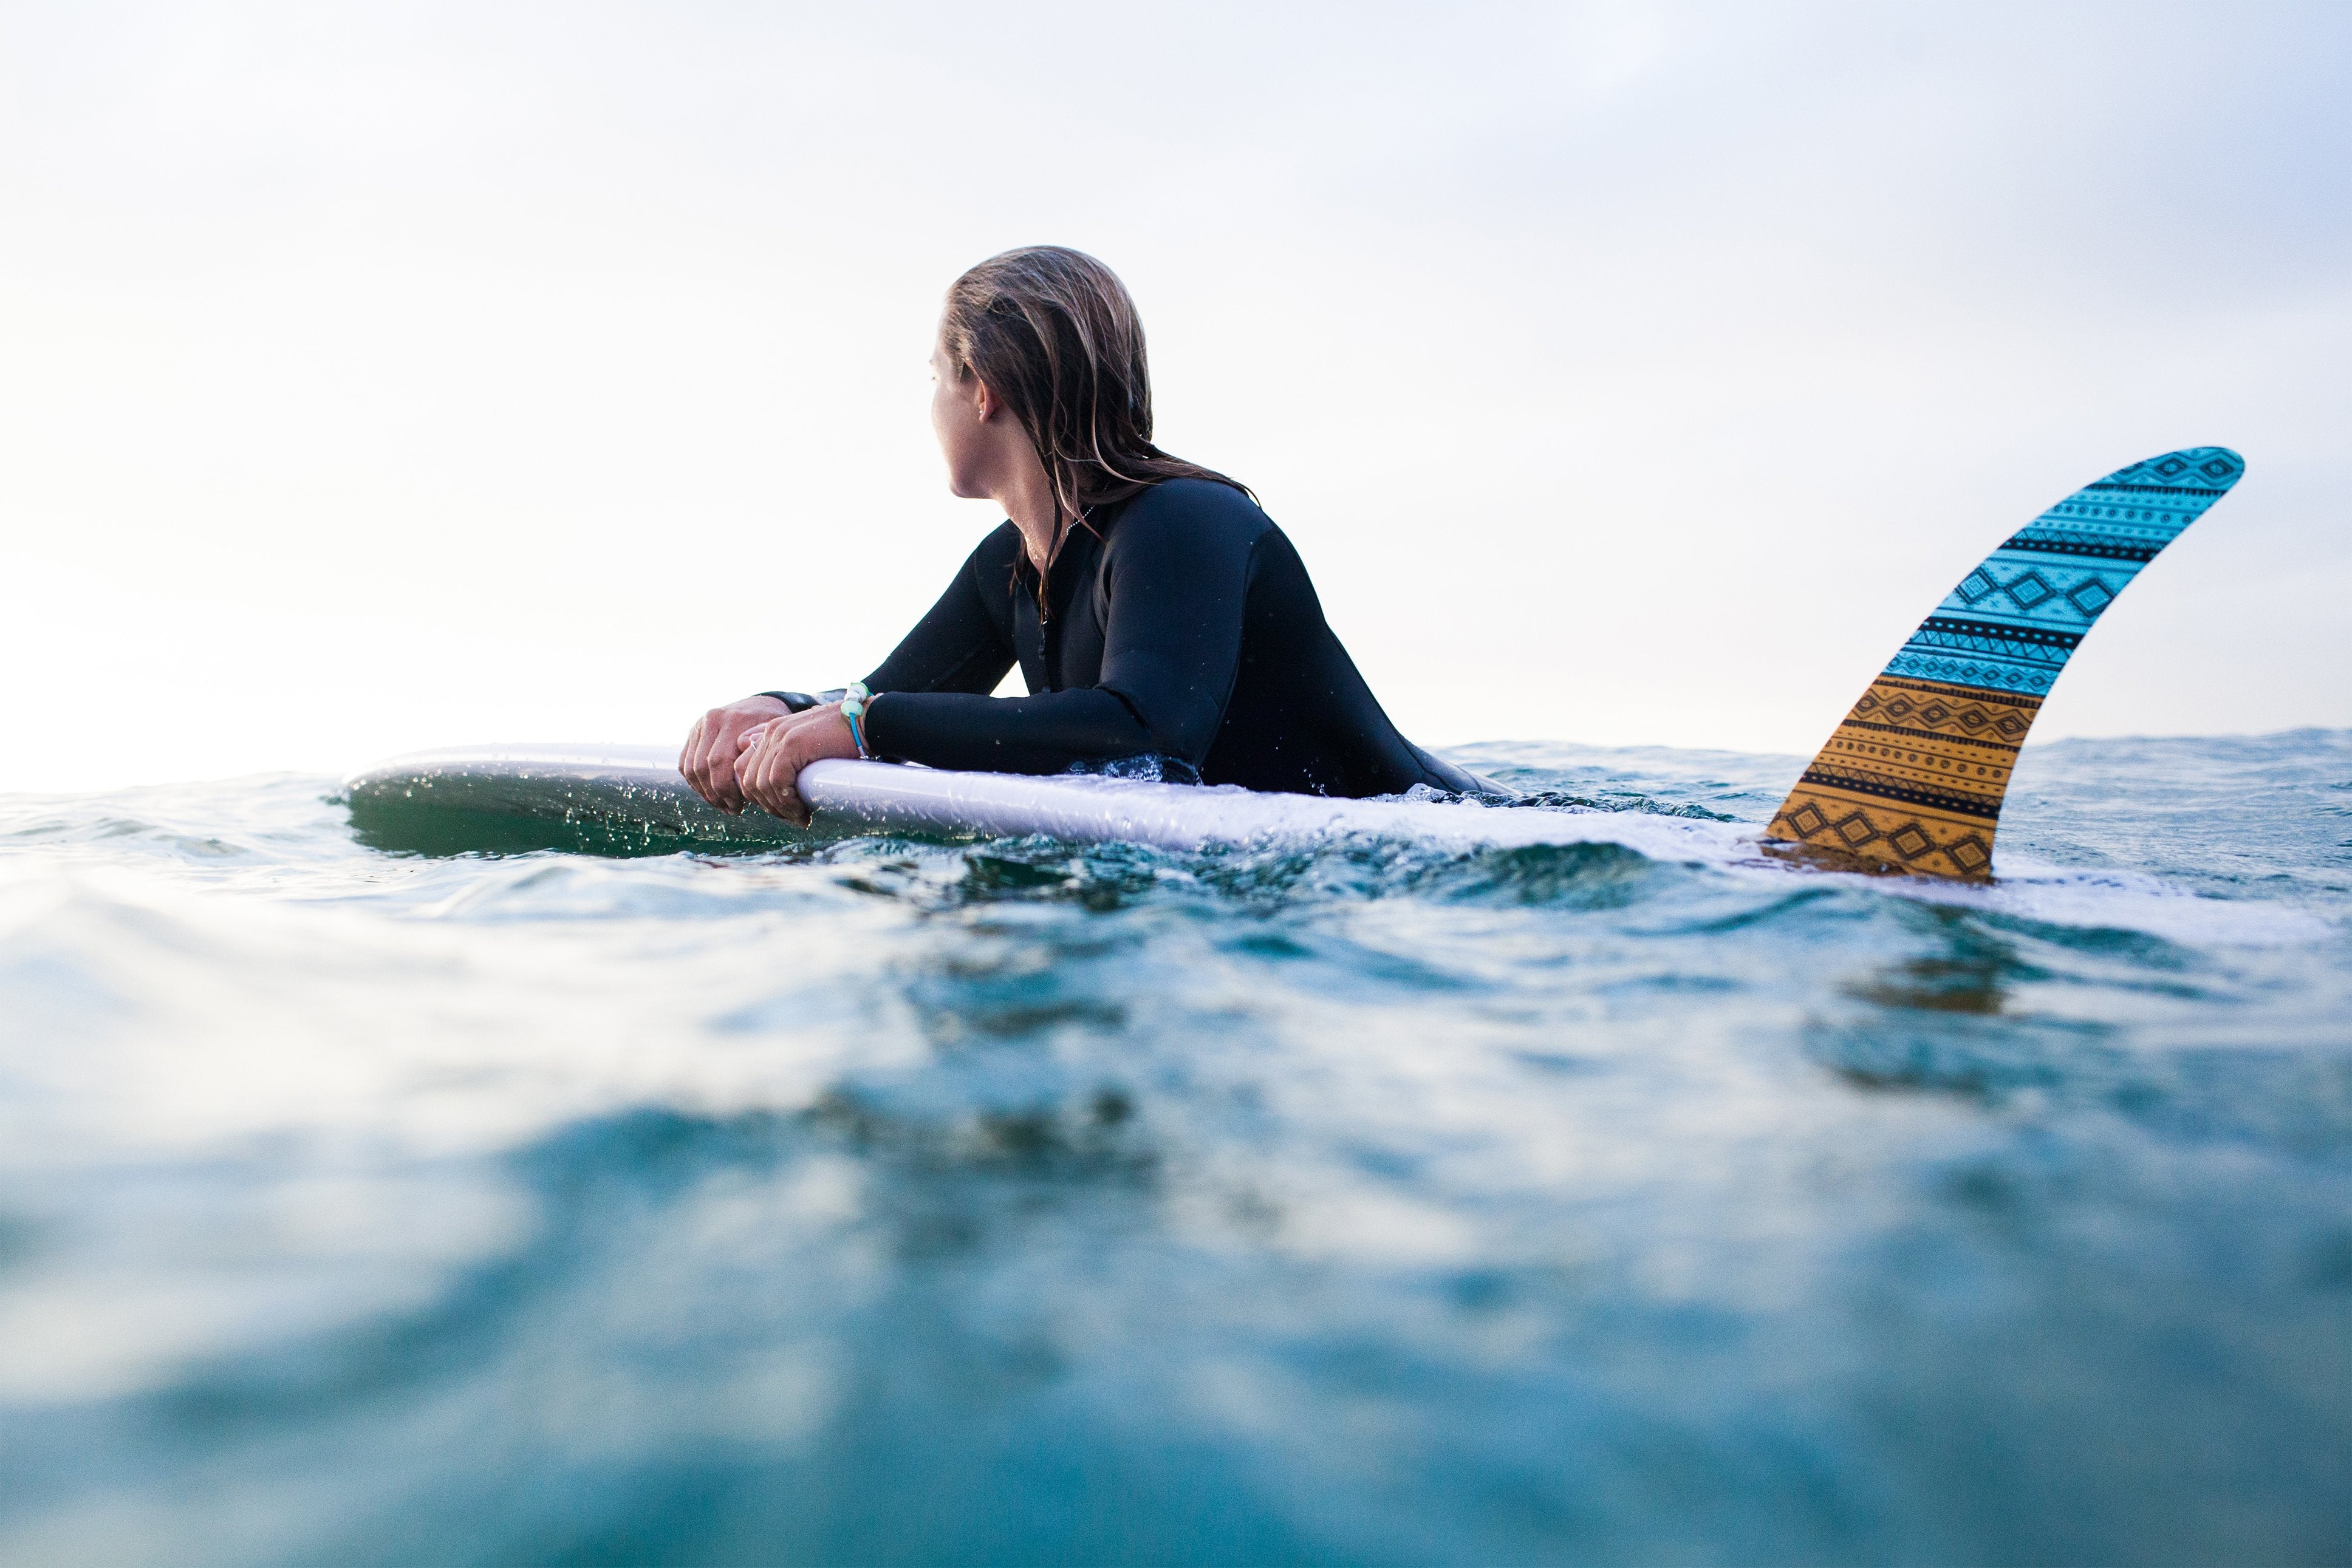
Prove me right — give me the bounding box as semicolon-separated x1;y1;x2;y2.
996;457;1064;575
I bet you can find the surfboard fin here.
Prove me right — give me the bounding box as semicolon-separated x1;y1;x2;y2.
1765;446;2246;881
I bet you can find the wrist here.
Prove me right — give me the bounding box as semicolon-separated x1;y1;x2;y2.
839;683;875;759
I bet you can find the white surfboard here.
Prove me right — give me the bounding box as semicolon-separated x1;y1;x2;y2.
341;742;1746;861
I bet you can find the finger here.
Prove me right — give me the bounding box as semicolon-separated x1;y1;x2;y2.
713;712;756;813
760;745;801;824
685;715;719;790
738;734;775;815
709;751;745;814
736;730;773;807
686;714;719;789
771;759;805;827
683;717;723;806
772;733;814;827
713;722;744;784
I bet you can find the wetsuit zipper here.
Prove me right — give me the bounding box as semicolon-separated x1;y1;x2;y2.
1038;568;1056;687
1024;561;1055;690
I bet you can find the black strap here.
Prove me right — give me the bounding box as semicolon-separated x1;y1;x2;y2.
757;689;844;713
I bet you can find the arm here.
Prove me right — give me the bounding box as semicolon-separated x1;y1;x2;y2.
863;686;1155;774
864;491;1257;775
863;525;1021;697
681;528;1019;811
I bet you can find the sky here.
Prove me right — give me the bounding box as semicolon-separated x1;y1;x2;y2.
2;0;2347;790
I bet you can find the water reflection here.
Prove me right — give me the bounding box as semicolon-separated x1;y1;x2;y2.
2;737;2350;1564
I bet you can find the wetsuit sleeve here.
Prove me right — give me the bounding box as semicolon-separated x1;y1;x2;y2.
862;500;1254;775
864;686;1154;774
860;530;1019;698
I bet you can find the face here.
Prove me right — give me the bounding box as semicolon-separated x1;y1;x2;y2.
929;331;991;500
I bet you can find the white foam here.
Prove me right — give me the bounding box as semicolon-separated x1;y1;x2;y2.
1808;857;2334;947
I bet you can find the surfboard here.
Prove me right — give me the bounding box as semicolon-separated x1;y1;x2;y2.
338;735;2330;949
346;446;2246;879
341;741;1745;861
1766;446;2245;879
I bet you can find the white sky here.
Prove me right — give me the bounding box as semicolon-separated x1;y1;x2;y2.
2;0;2347;790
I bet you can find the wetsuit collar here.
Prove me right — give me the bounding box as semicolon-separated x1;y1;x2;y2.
1013;494;1130;600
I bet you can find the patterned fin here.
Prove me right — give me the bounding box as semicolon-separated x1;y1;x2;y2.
1768;446;2246;881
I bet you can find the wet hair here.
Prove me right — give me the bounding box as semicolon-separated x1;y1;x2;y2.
940;246;1248;556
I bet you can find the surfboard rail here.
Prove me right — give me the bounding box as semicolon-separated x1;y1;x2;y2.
342;744;1757;862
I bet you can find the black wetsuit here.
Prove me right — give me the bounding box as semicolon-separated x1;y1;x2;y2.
816;479;1488;798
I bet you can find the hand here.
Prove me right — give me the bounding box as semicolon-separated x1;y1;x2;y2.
679;694;792;813
734;702;861;827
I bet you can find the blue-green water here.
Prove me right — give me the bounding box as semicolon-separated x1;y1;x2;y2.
2;733;2348;1566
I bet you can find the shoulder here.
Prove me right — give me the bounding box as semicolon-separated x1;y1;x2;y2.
966;519;1024;575
1107;478;1273;553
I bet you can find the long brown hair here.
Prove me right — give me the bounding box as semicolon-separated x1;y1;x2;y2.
940;246;1248;554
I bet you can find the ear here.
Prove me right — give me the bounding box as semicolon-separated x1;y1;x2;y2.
971;375;996;423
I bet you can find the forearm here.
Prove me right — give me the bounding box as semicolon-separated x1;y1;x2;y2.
864;688;1156;775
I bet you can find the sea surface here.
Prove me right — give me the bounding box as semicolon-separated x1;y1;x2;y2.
2;732;2349;1566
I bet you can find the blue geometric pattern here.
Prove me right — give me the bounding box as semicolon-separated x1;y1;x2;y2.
1771;445;2248;881
1882;448;2245;695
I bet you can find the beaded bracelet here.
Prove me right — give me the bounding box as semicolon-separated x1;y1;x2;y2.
840;682;875;759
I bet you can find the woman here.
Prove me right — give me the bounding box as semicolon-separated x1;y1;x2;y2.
680;245;1494;826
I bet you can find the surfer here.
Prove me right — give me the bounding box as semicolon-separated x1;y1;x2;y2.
680;245;1492;825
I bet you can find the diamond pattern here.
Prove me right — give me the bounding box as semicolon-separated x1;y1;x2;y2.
1771;446;2245;883
2004;570;2056;608
2067;578;2114;616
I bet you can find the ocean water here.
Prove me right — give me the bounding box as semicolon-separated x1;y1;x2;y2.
1;732;2348;1566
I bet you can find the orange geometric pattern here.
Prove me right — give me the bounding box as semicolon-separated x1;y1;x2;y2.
1770;681;2025;878
1767;447;2245;881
